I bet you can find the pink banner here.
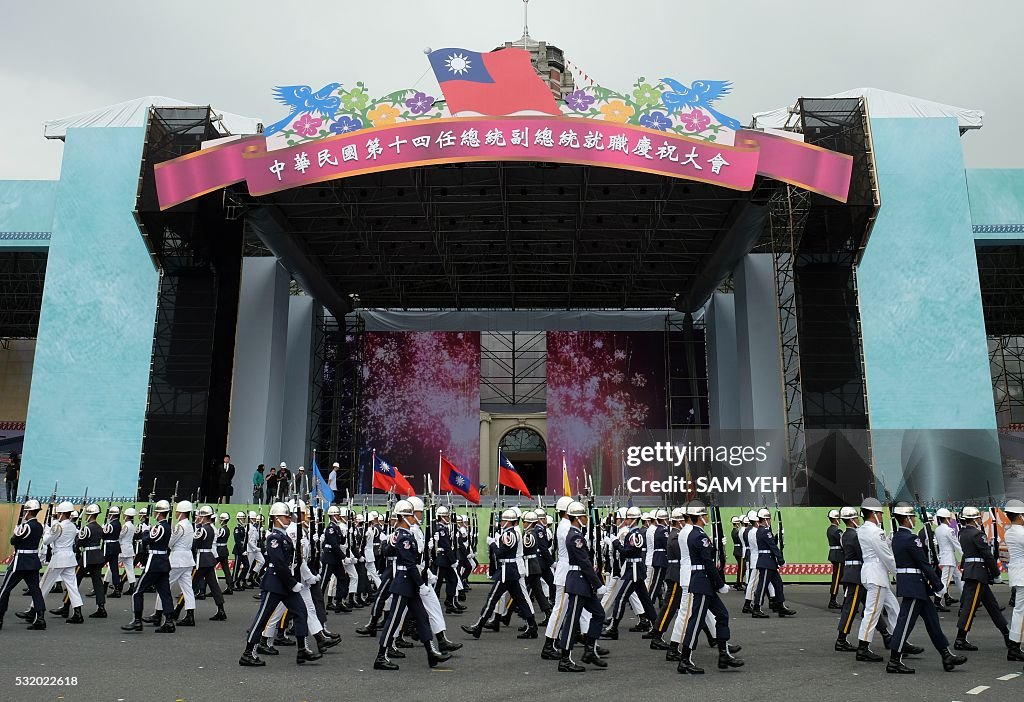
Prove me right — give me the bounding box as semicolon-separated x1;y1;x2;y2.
155;116;852;210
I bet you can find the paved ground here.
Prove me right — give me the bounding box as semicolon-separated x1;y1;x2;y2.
0;583;1021;702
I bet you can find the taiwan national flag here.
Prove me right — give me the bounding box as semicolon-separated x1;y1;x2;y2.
428;47;560;117
372;454;416;497
439;455;480;505
498;451;532;499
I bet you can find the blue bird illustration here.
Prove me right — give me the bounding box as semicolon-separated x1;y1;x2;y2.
660;78;742;131
263;83;343;136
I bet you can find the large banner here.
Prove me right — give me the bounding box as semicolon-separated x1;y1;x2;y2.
546;331;666;494
361;332;480;493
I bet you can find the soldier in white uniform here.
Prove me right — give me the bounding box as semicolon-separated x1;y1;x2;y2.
168;500;197;626
246;511;266;584
856;497;899;663
934;508;963;605
39;502;85;623
365;511;382;589
117;507;137;593
1000;499;1024;662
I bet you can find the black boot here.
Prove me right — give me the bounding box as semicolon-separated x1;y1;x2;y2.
209;605;227;621
777;603;797;617
460;622;483;639
666;645;682;662
121;616;143;632
676;647;704;674
49;603;69;618
356;619;379;636
239;646;266;667
437;633;463;652
15;608;35;621
315;631;340;650
886;650;914;674
954;631;977;651
827;598;841;609
444;598;463;615
1008;643;1024;662
177;610;195;627
718;641;744;669
628;616;652;633
155;617;176;633
835;635;858;652
274;632;295;647
541;638;561;660
750;606;769;619
741;600;751;614
256;637;278;656
934;597;950;612
581;641;608;668
600;625;619;640
856;640;882;662
902;641;924;655
517;618;539;639
387;645;406;659
650;636;672;650
89;605;107;619
109;587;121;599
394;634;414;648
482;618;500;632
558;648;585;673
374;646;399;670
296;637;323;664
142;612;162;625
942;647;967;671
65;607;84;624
425;640;451;668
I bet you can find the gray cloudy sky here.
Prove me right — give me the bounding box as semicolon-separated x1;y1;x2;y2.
2;0;1020;180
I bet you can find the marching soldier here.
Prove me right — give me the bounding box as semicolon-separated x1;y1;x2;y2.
542;496;580;660
556;501;608;672
373;499;451;670
122;500;175;633
835;505;885;652
0;499;47;631
357;511;398;636
886;502;967;674
752;508;796;618
432;505;463;614
102;505;123;598
215;512;234;595
192;505;227;621
954;505;1012;653
133;507;150;572
168;501;197;626
1002;499;1024;661
522;511;553;623
41;502;85;624
320;505;350;613
730;516;744;590
826;509;844;609
74;503;108;618
404;496;461;653
602;505;660;638
647;509;669;605
117;507;137;595
741;509;766;612
647;506;685;650
934;508;962;609
246;510;267;587
231;511;249;591
855;497;898;662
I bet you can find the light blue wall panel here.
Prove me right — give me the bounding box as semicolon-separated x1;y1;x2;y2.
0;180;57;250
21;127;157;497
281;296;316;469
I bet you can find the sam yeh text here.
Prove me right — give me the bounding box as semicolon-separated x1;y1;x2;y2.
626;476;788;494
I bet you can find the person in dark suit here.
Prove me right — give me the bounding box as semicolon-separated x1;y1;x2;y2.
218;455;235;504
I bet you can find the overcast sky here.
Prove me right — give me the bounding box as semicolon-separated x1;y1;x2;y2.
2;0;1020;180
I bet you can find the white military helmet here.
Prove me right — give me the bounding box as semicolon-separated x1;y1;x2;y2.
294;499;307;512
892;502;916;518
546;515;554;525
616;507;628;519
269;502;290;517
85;503;101;515
656;509;669;520
641;511;653;520
197;505;214;517
327;505;341;516
219;512;229;520
408;496;424;511
71;509;79;519
511;505;523;518
436;505;450;517
108;505;120;515
731;516;740;524
566;501;587;518
176;500;193;513
961;506;982;520
124;507;137;518
535;507;547;519
687;501;708;517
247;510;259;520
394;499;414;517
456;514;466;523
555;496;573;513
154;500;171;513
138;507;148;516
501;508;519;521
839;506;858;520
626;506;642;519
355;513;364;523
368;510;380;521
741;516;751;525
523;511;538;523
827;509;840;519
56;500;75;514
23;499;41;511
332;462;340;468
337;506;350;518
280;462;287;468
935;507;953;520
1003;499;1024;515
757;508;771;520
236;511;246;519
670;507;686;521
860;497;884;513
745;509;759;521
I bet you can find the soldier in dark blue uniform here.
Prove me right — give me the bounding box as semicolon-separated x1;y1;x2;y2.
319;505;350;613
374;499;452;671
730;516;744;590
678;501;744;674
191;506;227;621
556;501;608;672
523;511;553;622
753;508;796;618
76;503;108;619
648;506;686;650
215;513;234;595
122;500;176;633
886;503;967;674
461;508;539;639
0;499;47;631
432;505;463;614
954;505;1012;652
603;505;659;638
231;511;249;591
239;501;321;666
649;510;670;605
358;512;398;637
102;505;123;598
826;509;844;609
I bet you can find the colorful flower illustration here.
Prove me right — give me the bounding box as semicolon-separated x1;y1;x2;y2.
639;111;672;131
599;100;635;123
329;116;364;134
340;88;370;111
404;91;436;115
367;104;401;126
632;82;662;108
565;89;595;112
292;114;323;137
679;109;712;132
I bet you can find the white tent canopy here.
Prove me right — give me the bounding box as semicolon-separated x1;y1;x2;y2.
43;96;262;139
751;87;983;131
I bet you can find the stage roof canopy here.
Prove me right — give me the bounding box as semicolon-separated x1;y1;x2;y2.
44;96;262;140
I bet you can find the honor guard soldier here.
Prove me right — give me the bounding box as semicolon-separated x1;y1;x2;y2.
0;499;47;631
955;505;1012;653
75;503;108;618
1002;499;1024;661
239;502;322;667
835;506;871;652
432;505;463;614
461;508;538;640
102;505;123;598
319;505;349;613
934;508;962;607
41;502;85;623
677;501;744;674
752;508;796;617
542;496;581;659
358;511;399;636
522;511;553;622
231;511;249;591
603;505;660;638
116;507;137;595
886;502;967;673
167;501;197;626
648;506;686;650
122;500;176;633
556;501;608;672
373;499;452;671
133;507;150;571
730;516;744;590
855;497;898;662
213;512;233;594
246;510;267;586
741;510;765;612
648;509;670;605
826;509;844;609
192;506;227;621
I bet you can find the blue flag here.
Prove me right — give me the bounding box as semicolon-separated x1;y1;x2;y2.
310;453;334;507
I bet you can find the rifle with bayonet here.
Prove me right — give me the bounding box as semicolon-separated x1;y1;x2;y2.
914;492;941;572
879;477;897;537
15;479;32;524
987;481;1001;582
774;496;785;557
712;493;727;580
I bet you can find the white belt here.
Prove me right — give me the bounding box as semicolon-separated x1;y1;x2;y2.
829;546;842;550
567;565;581;571
198;548;216;553
525;554;539;559
499;558;517;563
691;565;705;571
896;568;921;574
395;565;408;571
624;558;642;562
654;548;666;552
17;549;38;554
845;560;862;565
83;546;102;551
964;558;985;563
150;550;168;555
668;559;680;564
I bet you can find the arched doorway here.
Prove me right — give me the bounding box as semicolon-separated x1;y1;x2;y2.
499;427;546;497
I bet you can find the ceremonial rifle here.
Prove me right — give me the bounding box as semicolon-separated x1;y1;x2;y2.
712;494;727;580
914;492;941;572
879;477;897;537
774;496;785;556
987;481;1001;580
44;480;58;562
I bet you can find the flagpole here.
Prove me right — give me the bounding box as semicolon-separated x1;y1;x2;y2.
371;448;376;497
438;449;443;500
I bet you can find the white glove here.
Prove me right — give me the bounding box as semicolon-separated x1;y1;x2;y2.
427;570;438;586
596;585;608;597
602;536;614;547
486;537;496;546
934;587;946;599
418;584;432;598
291;583;303;593
717;585;731;594
344;557;356;565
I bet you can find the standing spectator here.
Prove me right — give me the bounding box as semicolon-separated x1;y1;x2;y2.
296;465;307;495
5;453;20;502
252;464;266;504
328;462;339;503
218;454;235;504
265;467;279;504
276;462;292;499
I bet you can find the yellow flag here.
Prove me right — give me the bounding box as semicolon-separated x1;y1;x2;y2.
562;452;572;497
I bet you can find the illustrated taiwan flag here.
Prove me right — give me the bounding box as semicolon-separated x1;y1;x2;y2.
439;455;481;505
428;47;560;116
498;451;532;499
372;453;416;497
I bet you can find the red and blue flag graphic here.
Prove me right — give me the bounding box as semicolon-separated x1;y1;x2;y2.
498;451;532;498
439;455;480;504
372;453;416;497
428;47;559;116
